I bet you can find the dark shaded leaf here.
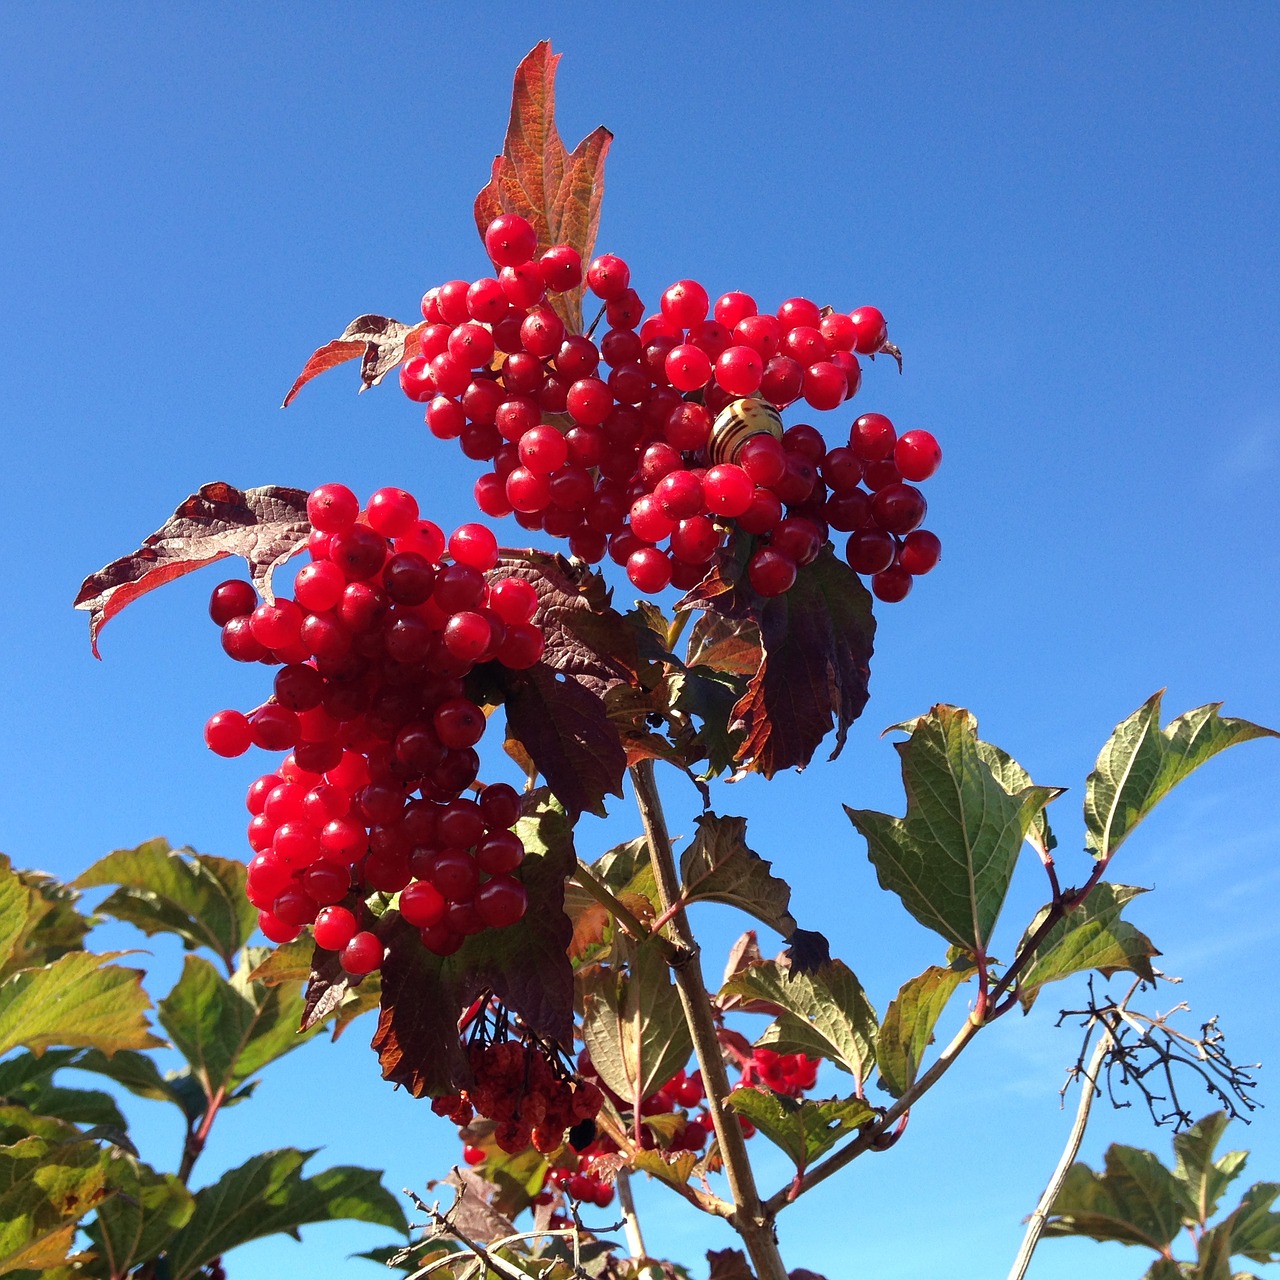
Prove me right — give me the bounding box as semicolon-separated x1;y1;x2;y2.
432;1167;518;1245
0;951;163;1058
1017;884;1160;1012
74;483;309;657
158;950;317;1105
581;939;692;1108
876;962;975;1098
75;840;256;973
1045;1145;1192;1249
846;705;1061;953
782;929;831;975
679;545;875;777
720;959;877;1082
69;1047;186;1110
86;1152;195;1279
678;814;796;937
707;1248;754;1280
726;1090;873;1174
163;1148;407;1280
1085;694;1278;861
474;41;612;334
372;794;575;1096
282;313;426;406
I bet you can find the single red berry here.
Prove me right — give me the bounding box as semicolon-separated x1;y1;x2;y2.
250;705;299;752
871;483;927;535
434;697;487;749
627;547;673;593
484;213;537;266
400;880;447;928
772;516;825;567
586;254;631;300
664;344;713;393
307;484;359;533
341;931;384;975
899;529;942;575
205;710;252;757
872;564;913;602
367;488;419;538
777;297;822;330
802;360;848;411
488;577;539;626
714;290;758;327
566;378;613;426
258;910;301;945
500;261;545;309
539;244;583;292
449;523;500;572
661;279;710;328
475;876;529;928
293;561;344;612
669;515;720;564
738;435;787;487
518;424;570;475
462;1144;487;1167
703;464;754;517
849;306;888;354
476;829;524;875
715;345;765;396
850;413;897;461
748;548;798;597
820;311;857;352
208;579;257;626
759;355;804;408
479;783;522;830
845;529;896;576
894;429;942;482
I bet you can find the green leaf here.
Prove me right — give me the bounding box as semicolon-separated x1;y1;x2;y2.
3;1083;126;1132
1017;884;1161;1012
1045;1144;1193;1249
0;951;163;1058
69;1047;188;1111
581;939;692;1107
726;1089;873;1172
628;1147;699;1192
720;959;878;1082
158;950;316;1105
845;705;1061;953
876;962;975;1098
1170;1113;1250;1227
86;1152;195;1279
678;814;796;937
75;840;256;972
0;858;91;981
1084;694;1278;862
162;1148;407;1280
1228;1181;1280;1264
372;793;575;1096
0;1133;117;1275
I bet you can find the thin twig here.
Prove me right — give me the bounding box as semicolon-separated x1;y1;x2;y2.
1006;979;1141;1280
629;759;788;1280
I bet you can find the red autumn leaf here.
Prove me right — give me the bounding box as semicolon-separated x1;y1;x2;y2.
368;792;575;1097
679;540;876;778
474;41;612;333
74;482;310;658
282;313;426;407
473;551;663;817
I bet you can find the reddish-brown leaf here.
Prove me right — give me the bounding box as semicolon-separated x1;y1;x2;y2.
74;482;310;657
477;550;657;816
370;792;575;1097
474;42;611;334
281;313;425;406
679;540;876;777
707;1249;755;1280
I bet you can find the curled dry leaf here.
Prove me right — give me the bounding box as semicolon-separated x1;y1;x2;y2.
73;483;310;658
282;313;426;407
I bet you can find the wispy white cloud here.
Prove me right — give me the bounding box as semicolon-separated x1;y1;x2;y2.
1218;416;1279;480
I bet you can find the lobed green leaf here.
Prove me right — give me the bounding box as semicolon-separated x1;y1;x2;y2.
875;961;975;1098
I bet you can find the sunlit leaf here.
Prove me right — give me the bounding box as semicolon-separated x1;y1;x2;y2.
726;1089;873;1173
75;840;256;973
1017;884;1160;1012
74;483;310;657
282;313;425;406
86;1152;195;1279
1084;694;1278;862
720;959;877;1082
162;1147;407;1280
846;705;1061;953
876;962;975;1098
0;951;162;1058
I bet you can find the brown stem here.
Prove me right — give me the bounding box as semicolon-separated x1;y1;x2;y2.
629;760;788;1280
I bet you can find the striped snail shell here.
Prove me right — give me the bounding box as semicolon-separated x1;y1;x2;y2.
707;397;784;465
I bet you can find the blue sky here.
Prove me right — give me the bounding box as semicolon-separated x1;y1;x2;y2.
2;5;1279;1278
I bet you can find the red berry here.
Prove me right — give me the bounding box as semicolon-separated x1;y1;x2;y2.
475;876;529;928
894;429;942;482
627;547;672;593
872;564;913;602
449;523;500;572
258;910;301;944
664;344;713;393
661;279;710;328
566;378;613;426
703;464;754;517
462;1144;487;1167
539;245;583;292
871;483;927;535
899;529;942;575
748;548;798;597
849;306;888;354
400;880;447;928
209;579;257;625
715;345;764;396
307;484;359;533
518;424;569;475
586;254;631;300
850;413;897;461
777;297;822;330
845;529;896;576
341;931;384;975
479;783;522;830
205;710;252;757
484;213;537;266
714;291;757;327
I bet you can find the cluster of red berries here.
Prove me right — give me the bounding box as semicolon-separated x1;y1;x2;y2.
398;213;942;602
734;1047;820;1098
201;484;546;973
434;1037;605;1158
